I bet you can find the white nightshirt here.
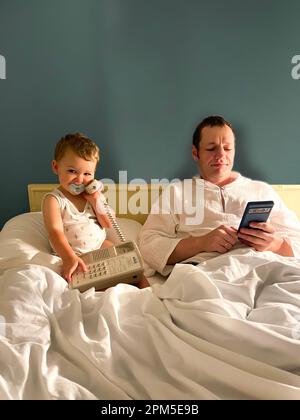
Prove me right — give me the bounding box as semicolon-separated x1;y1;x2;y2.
138;174;300;276
43;189;106;255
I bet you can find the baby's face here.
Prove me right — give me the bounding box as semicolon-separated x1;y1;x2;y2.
52;148;97;195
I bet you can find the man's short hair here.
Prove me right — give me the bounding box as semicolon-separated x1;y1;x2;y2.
54;132;100;163
192;115;235;149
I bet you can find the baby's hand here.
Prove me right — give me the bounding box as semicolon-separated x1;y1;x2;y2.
83;191;113;229
62;255;88;283
83;179;104;204
82;189;101;205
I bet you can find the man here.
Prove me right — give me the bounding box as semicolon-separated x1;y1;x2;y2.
138;115;300;276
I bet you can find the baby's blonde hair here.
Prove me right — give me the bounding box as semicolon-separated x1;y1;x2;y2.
54;132;100;163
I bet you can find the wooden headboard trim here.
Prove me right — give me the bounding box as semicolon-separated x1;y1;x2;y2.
28;183;300;224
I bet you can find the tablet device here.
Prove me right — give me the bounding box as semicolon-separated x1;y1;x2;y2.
238;201;274;232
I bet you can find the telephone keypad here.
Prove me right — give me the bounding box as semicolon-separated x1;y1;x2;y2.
87;262;108;279
75;255;138;283
71;244;144;291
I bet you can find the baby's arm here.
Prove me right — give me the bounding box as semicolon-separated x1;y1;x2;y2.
43;195;87;281
83;190;113;229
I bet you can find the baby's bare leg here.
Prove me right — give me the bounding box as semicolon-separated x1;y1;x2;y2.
101;240;114;248
137;276;150;289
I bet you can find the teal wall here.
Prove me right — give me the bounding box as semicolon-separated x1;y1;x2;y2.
1;0;300;228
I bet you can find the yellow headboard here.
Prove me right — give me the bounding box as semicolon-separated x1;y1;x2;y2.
28;184;300;224
28;184;163;225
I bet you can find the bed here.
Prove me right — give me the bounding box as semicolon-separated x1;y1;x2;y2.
0;183;300;400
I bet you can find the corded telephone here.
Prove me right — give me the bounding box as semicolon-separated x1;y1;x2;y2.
69;179;144;292
70;241;144;292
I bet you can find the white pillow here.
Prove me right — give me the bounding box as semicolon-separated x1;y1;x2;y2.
0;212;143;279
0;212;57;273
1;212;142;250
106;217;142;243
1;212;51;253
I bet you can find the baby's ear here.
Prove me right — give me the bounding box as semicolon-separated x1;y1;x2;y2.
51;160;58;174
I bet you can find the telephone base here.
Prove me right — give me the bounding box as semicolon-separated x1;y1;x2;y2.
71;271;144;293
69;241;144;293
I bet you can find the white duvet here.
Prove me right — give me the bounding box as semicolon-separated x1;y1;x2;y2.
1;213;300;400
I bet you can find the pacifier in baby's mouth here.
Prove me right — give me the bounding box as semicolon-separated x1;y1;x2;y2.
69;184;85;195
68;179;103;195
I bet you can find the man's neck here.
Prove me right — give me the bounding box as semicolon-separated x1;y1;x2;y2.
201;171;239;187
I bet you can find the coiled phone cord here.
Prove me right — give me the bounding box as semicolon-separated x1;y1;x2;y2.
88;180;126;243
102;200;126;243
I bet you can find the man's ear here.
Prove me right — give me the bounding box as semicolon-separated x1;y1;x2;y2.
51;160;58;174
192;145;199;161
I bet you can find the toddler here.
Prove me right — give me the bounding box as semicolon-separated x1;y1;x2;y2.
42;132;113;282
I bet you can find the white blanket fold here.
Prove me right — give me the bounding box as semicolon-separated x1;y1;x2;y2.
1;244;300;399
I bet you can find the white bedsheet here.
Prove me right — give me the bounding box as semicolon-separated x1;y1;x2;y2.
1;216;300;399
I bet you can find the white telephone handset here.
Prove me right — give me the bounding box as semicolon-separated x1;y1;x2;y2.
70;180;144;292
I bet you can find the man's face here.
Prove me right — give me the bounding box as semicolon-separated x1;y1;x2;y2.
192;124;235;186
